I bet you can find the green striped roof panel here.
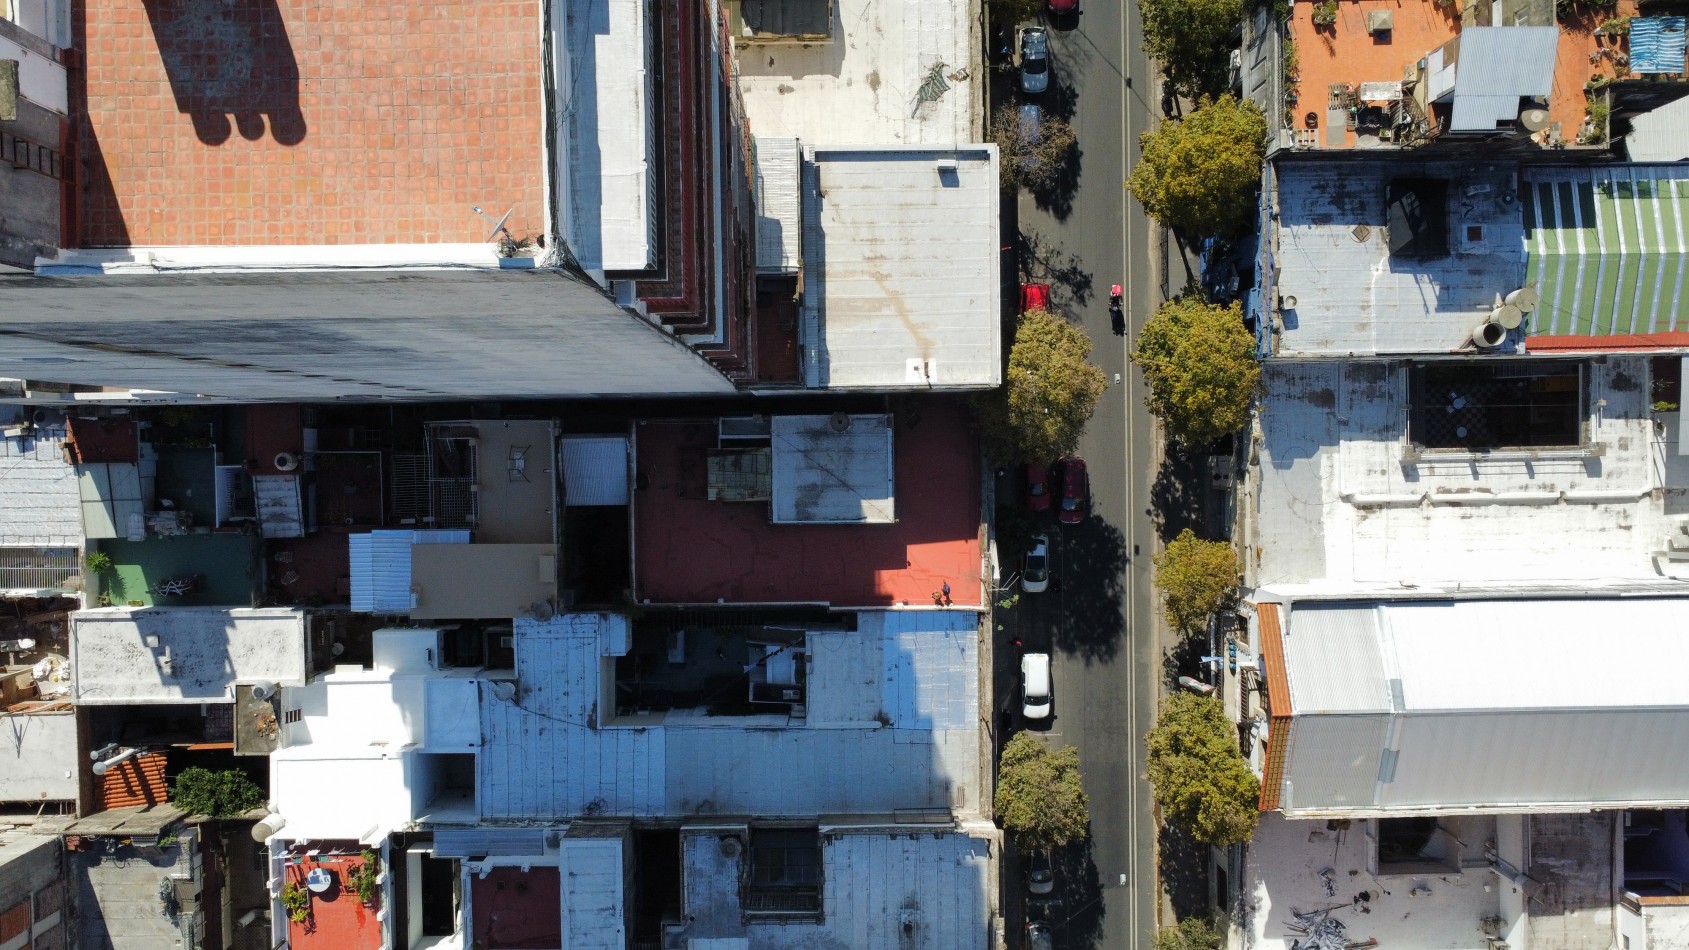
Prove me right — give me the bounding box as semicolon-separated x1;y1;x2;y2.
1522;165;1689;337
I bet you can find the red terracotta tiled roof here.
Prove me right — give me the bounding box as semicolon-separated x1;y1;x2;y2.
1258;604;1292;812
99;752;169;811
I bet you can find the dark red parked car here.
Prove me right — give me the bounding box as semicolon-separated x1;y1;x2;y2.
1058;457;1088;524
1020;282;1051;314
1048;0;1079;13
1025;463;1052;512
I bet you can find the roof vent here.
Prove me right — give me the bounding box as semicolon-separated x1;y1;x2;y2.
1519;108;1550;133
719;836;743;858
274;452;300;472
828;412;852;433
1504;286;1540;313
1472;321;1507;348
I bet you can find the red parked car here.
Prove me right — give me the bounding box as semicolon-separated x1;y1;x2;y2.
1020;282;1051;314
1048;0;1079;14
1058;457;1088;524
1025;463;1052;512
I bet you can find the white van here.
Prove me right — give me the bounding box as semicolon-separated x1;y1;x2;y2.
1021;652;1052;719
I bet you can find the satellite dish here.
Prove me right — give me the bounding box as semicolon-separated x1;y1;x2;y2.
1505;287;1540;313
1519;108;1550;133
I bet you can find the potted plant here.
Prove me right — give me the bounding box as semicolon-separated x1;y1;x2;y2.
1312;0;1339;26
348;851;381;906
281;883;310;924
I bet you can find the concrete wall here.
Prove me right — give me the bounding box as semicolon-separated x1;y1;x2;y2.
0;835;66;950
0;21;63;271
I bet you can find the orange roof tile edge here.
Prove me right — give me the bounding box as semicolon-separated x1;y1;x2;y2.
99;753;168;811
1257;603;1293;812
1529;332;1689;352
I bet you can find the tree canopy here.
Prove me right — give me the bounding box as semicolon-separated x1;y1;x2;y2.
1152;529;1240;634
171;766;266;818
987;0;1046;26
995;732;1091;852
1155;917;1225;950
1131;296;1259;449
976;308;1109;464
991;104;1078;193
1126;95;1266;238
1138;0;1246;99
1145;694;1260;846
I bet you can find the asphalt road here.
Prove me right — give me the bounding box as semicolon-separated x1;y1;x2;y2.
1010;1;1162;948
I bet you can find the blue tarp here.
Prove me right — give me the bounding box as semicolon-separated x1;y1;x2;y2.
1631;17;1687;74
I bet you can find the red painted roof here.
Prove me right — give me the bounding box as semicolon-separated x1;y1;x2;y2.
471;867;561;950
633;404;983;607
288;851;382;950
1528;332;1689;352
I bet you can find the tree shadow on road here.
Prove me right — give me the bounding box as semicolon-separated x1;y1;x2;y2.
1158;820;1212;922
1029;76;1082;222
1052;514;1127;664
1047;829;1106;949
1149;450;1204;543
1014;228;1094;311
1159;628;1208;690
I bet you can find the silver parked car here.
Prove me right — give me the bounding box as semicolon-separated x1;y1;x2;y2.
1019;27;1051;95
1022;533;1050;593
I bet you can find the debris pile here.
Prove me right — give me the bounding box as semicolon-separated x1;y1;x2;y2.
1285;907;1378;950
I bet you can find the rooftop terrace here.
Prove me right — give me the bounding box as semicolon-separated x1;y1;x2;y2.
632;403;983;607
75;0;544;247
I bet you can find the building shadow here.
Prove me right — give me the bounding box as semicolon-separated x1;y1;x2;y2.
139;0;305;145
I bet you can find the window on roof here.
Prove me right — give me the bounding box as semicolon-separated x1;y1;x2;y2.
745;827;822;917
1407;360;1584;451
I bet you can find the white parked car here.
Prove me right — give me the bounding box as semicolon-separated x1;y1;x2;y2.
1021;534;1050;593
1019;27;1051;95
1022;652;1052;720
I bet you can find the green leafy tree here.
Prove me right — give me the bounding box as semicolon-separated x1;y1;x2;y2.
1126;95;1267;238
1132;296;1259;449
976;308;1109;464
988;0;1045;24
1152;529;1240;634
995;732;1090;852
1139;0;1245;98
1155;916;1225;950
991;104;1078;193
171;766;266;818
1145;694;1260;846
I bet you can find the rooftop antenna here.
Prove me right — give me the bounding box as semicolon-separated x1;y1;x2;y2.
472;205;516;245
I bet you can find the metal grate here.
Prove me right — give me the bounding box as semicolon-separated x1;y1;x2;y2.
389;453;429;521
0;547;80;590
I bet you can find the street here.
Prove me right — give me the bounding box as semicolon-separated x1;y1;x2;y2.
1006;0;1163;947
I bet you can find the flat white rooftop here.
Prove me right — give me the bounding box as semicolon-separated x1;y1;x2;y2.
559;0;653;271
771;414;894;523
1272;161;1527;357
802;147;1001;389
1248;357;1679;593
733;0;977;146
71;607;307;704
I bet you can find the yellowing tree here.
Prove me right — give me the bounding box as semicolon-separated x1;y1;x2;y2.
1126;96;1267;238
995;732;1091;852
1139;0;1246;99
977;308;1109;463
1152;529;1240;634
1145;693;1260;846
991;104;1078;193
1132;297;1259;449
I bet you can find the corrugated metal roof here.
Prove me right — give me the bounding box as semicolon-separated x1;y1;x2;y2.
1447;27;1557;132
770;415;895;524
800;147;1002;389
559;437;629;507
754;137;801;275
1523;165;1689;338
433;828;548;858
1277;597;1689;814
0;426;81;548
559;839;626;947
1630;16;1687;74
348;529;469;613
1281;605;1392;713
1626;94;1689;162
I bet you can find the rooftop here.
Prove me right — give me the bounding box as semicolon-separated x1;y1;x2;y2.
633;405;982;607
0;705;77;803
1249;357;1677;593
0;421;80;549
75;0;544;247
1240;812;1615;950
771;414;895;524
1261;597;1689;814
283;847;382;950
1283;3;1626;151
1271;160;1527;357
1523;164;1689;348
801;147;1001;389
732;0;978;146
71;606;307;704
477;611;981;819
